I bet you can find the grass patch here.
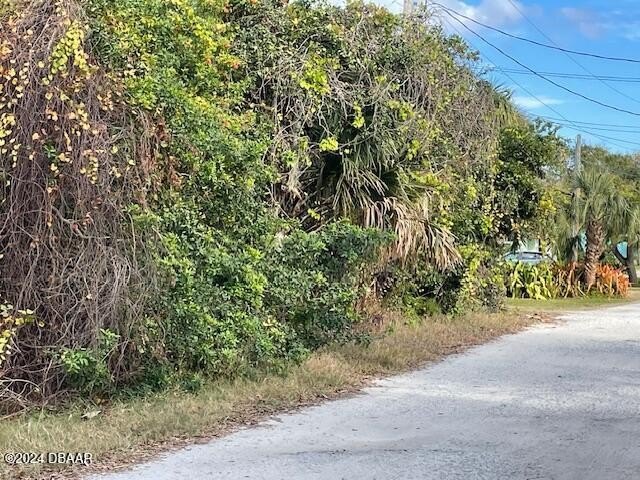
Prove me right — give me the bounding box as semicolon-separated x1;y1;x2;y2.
505;287;640;314
1;311;539;480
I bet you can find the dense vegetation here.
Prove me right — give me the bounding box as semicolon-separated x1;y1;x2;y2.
506;145;640;300
0;0;636;412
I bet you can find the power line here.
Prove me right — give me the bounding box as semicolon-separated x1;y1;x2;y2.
540;117;640;129
435;3;640;64
544;124;640;134
439;17;640;152
494;68;640;84
503;0;640;105
540;123;640;134
441;7;640;117
539;121;640;147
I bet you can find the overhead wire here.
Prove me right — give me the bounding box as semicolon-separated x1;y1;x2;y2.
540;117;640;129
433;3;640;64
493;68;640;84
437;15;640;152
540;124;640;134
503;0;640;105
438;5;640;117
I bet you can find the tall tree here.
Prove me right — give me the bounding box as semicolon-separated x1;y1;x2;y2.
583;147;640;284
493;122;566;245
570;167;628;289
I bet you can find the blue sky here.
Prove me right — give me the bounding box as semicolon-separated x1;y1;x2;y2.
380;0;640;153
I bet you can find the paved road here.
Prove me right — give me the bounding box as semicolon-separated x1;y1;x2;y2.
90;304;640;480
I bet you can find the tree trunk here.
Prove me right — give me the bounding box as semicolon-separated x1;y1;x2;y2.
584;218;605;290
612;243;638;284
627;244;638;285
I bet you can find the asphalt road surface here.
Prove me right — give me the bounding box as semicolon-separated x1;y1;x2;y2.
89;303;640;480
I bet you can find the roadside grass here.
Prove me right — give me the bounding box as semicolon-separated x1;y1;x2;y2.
505;287;640;314
1;311;540;479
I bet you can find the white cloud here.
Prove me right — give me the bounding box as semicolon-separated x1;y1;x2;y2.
513;95;564;110
559;6;640;42
623;27;640;41
437;0;525;28
560;7;606;39
617;20;640;41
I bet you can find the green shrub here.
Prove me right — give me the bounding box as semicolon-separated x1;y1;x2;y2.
0;0;564;409
506;261;557;300
265;223;392;347
440;245;506;314
383;244;506;316
85;0;392;389
60;329;120;394
405;297;442;318
87;0;305;382
140;220;390;382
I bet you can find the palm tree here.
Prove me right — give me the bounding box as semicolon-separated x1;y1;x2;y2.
570;167;629;289
290;143;461;271
552;211;583;263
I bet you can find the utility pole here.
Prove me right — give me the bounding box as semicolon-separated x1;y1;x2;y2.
575;134;582;172
403;0;425;16
570;134;583;263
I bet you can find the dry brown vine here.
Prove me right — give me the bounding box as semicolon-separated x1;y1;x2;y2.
0;0;157;412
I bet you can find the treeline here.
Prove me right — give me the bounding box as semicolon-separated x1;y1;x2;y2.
0;0;573;410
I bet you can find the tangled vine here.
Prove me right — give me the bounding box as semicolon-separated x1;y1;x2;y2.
0;0;156;411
